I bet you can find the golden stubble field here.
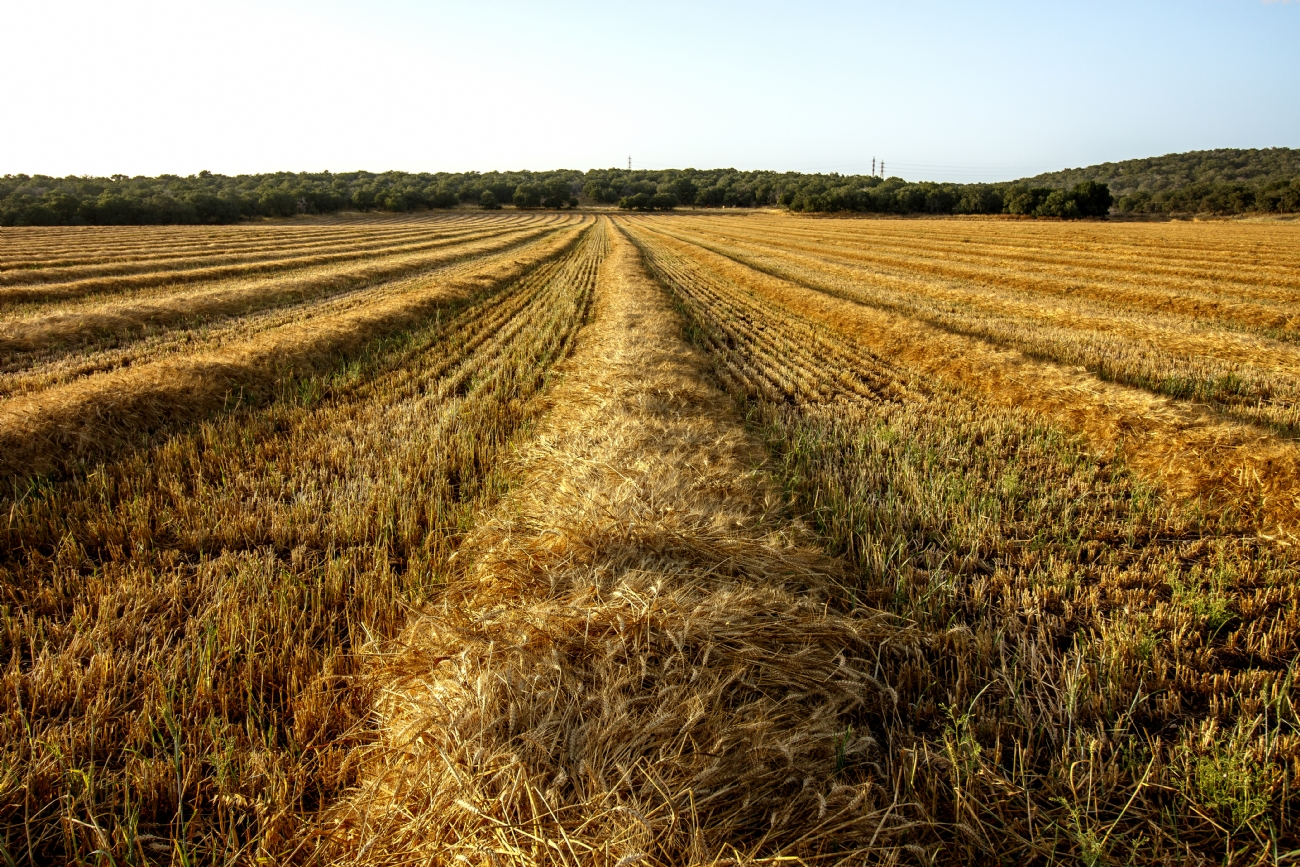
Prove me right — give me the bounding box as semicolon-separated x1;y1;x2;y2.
0;212;1295;865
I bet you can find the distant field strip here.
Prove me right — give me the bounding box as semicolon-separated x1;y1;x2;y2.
681;216;1300;305
0;218;484;276
626;216;1300;526
655;215;1300;333
0;217;574;374
0;218;495;282
0;211;473;263
0;215;565;307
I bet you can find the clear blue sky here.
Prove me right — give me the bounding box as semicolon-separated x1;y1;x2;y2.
3;0;1297;182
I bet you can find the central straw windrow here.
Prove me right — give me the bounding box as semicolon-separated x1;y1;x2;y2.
319;220;923;865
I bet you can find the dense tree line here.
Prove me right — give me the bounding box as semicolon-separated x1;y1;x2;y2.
779;177;1113;218
1023;147;1300;195
4;149;1296;226
0;170;586;227
0;168;789;225
1111;177;1300;215
1020;147;1300;215
0;168;1114;224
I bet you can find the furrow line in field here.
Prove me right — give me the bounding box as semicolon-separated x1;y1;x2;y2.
625;218;1300;536
0;220;572;380
0;219;592;478
0;217;514;282
651;218;1300;435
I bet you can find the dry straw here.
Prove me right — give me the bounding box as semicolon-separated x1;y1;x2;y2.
0;218;563;360
0;215;606;862
0;220;588;478
3;212;1296;862
624;217;1300;537
623;213;1300;861
0;216;504;285
319;221;924;865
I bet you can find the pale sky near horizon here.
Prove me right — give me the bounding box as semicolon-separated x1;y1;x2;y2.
3;0;1297;183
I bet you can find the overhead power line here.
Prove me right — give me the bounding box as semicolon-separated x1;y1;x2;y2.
604;157;1065;179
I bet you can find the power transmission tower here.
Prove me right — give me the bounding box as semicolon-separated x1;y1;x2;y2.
628;156;631;170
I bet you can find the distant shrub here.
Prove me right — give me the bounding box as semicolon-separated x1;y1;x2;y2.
618;192;678;211
1068;181;1113;217
430;188;459;209
582;181;619;204
513;184;542;209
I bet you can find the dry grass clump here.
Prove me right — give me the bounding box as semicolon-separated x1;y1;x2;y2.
630;217;1300;862
0;218;605;863
0;220;589;478
319;223;926;865
329;560;919;865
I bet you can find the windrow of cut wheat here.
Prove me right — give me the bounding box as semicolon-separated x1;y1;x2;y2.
628;216;1300;532
0;217;589;476
621;214;1299;863
0;221;578;401
0;216;605;863
640;214;1300;436
317;221;931;865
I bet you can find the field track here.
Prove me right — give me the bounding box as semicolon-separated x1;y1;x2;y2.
0;212;1296;864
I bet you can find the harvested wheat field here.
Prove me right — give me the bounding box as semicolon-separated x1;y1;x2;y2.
0;212;1297;865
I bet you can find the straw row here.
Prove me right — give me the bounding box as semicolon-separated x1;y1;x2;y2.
319;220;929;865
0;218;570;376
621;215;1300;862
623;217;1300;536
648;218;1300;434
0;219;591;478
0;216;608;863
0;216;575;306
